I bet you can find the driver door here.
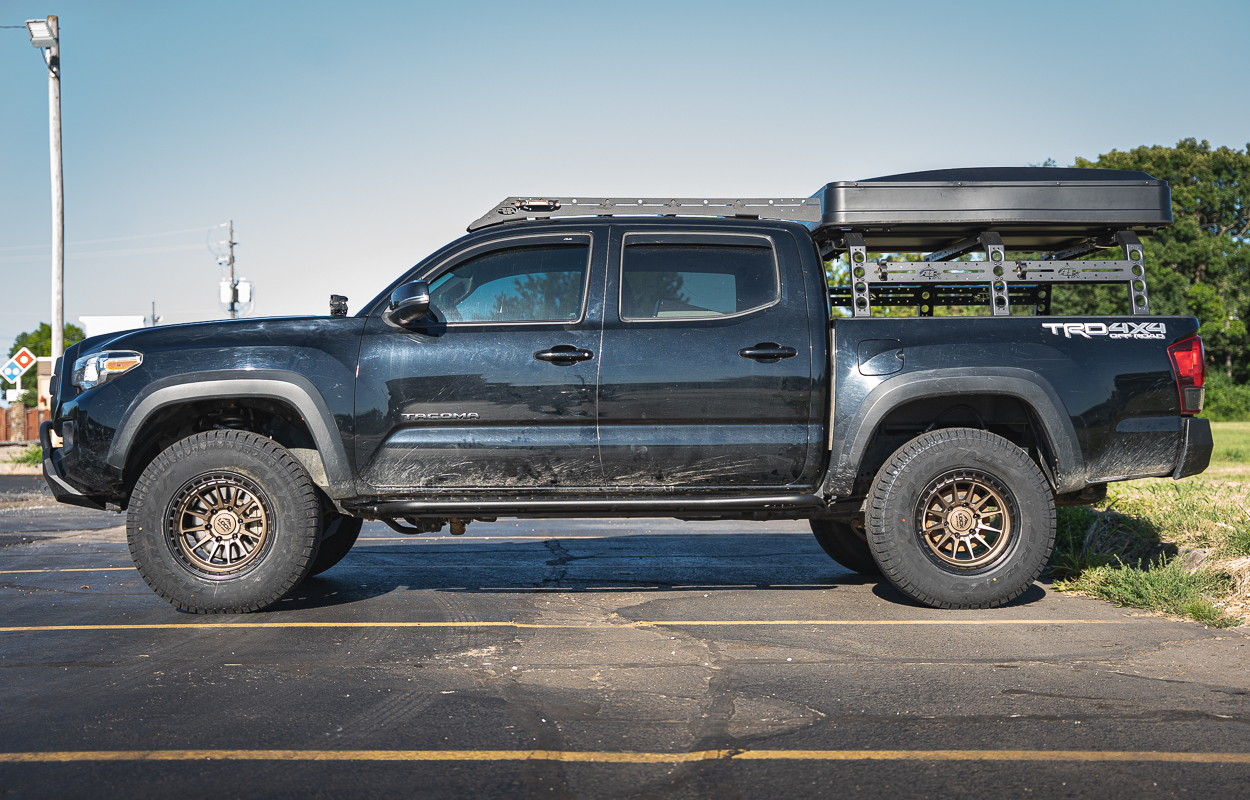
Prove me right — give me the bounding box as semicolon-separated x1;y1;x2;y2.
354;232;604;491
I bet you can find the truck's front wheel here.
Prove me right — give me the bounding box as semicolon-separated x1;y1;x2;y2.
308;510;363;576
865;427;1054;609
127;431;322;613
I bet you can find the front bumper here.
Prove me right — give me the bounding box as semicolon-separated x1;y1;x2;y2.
1173;416;1213;480
40;421;106;511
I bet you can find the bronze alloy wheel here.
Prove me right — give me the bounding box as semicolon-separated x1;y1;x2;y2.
166;472;275;578
915;469;1016;571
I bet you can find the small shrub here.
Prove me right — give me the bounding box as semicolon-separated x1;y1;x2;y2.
9;446;42;466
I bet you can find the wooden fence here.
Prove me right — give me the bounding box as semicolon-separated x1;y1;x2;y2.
0;407;50;443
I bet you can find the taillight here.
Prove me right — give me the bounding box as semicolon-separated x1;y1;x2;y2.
1167;336;1205;414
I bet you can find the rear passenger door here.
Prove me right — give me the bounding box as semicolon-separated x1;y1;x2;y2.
595;227;816;488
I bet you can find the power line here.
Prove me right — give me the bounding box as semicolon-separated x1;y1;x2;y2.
0;243;209;264
0;224;223;252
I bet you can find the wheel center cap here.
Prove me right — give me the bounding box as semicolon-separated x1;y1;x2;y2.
211;511;240;537
946;507;975;534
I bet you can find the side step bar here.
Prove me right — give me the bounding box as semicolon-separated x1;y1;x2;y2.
351;493;826;520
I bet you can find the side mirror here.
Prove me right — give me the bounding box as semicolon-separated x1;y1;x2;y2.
383;281;431;328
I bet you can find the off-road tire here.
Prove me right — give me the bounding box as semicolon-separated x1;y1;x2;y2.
127;430;322;613
865;427;1055;609
308;511;363;577
810;518;881;576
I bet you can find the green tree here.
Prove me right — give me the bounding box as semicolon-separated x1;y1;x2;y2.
1056;139;1250;380
3;322;85;408
8;322;85;359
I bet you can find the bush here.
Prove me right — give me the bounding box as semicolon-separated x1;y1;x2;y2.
9;446;42;466
1202;372;1250;421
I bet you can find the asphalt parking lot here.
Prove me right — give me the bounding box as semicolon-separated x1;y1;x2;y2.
2;474;1248;799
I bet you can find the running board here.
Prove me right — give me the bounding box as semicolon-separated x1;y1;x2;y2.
351;493;826;520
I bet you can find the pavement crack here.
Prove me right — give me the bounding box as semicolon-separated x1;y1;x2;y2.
500;680;578;800
1;581;83;594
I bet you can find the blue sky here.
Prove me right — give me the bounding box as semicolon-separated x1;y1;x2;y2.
1;0;1247;346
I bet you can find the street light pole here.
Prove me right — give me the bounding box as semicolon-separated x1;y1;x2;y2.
27;16;64;361
48;16;63;362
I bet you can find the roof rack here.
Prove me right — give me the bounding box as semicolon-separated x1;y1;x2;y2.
467;197;822;232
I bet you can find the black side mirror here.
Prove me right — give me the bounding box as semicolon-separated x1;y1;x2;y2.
383;281;431;328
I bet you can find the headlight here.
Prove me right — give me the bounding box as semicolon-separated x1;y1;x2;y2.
72;351;143;391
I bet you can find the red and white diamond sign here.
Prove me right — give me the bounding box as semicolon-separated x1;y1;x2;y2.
12;347;36;372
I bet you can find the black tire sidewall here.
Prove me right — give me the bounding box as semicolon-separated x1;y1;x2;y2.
308;513;363;576
127;431;321;613
810;519;881;576
866;428;1055;609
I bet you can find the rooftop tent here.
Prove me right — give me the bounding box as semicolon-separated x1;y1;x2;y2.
811;167;1172;253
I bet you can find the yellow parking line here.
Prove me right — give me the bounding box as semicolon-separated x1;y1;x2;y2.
0;565;834;574
0;619;1145;634
1;748;1247;764
0;568;131;574
361;536;614;541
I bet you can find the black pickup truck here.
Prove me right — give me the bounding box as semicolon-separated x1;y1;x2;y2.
41;167;1212;613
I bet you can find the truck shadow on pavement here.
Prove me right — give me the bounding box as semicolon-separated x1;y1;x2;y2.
258;534;1049;613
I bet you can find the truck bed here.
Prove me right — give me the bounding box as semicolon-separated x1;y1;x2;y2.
823;314;1206;498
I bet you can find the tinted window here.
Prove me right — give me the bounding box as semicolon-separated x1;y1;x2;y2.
620;241;777;320
429;243;589;323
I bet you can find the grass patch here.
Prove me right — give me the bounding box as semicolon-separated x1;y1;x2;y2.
8;446;42;466
1049;422;1249;627
1209;421;1250;463
1054;558;1241;628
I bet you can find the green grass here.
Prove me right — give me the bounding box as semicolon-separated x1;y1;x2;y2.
1049;421;1249;627
1054;558;1240;628
8;446;42;466
1210;421;1250;463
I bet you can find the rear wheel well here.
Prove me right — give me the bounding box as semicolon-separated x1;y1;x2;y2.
121;398;321;504
850;394;1058;496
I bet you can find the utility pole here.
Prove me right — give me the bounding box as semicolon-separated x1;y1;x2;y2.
27;16;64;361
227;219;237;319
214;220;250;319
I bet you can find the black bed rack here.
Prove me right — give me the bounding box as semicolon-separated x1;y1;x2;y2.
826;229;1152;317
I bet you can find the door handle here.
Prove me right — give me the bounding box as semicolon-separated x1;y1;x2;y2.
534;345;594;365
738;342;798;363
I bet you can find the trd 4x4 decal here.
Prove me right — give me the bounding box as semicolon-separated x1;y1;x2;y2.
1042;321;1167;340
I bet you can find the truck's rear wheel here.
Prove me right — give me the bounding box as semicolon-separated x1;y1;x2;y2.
127;431;321;613
810;518;881;576
865;427;1054;609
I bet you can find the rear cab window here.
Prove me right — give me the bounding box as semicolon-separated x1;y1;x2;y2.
619;233;779;321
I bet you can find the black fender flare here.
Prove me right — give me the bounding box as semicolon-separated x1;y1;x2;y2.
823;367;1085;496
106;370;354;498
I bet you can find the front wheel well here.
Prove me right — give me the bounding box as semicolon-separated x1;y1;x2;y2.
121;398;322;503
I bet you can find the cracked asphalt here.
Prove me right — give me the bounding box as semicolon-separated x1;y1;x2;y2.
1;475;1248;799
